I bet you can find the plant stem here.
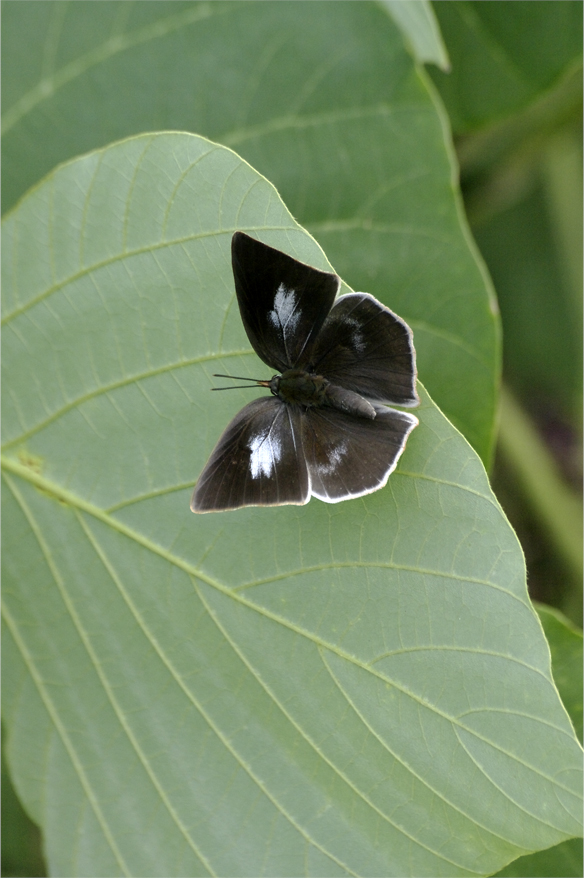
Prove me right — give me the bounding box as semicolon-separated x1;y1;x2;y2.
497;385;583;624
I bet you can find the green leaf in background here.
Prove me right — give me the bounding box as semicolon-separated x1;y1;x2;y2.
2;133;582;877
490;607;583;878
1;732;46;878
536;604;583;744
1;0;500;465
429;0;583;133
472;170;582;420
446;4;583;629
492;838;583;878
379;0;450;70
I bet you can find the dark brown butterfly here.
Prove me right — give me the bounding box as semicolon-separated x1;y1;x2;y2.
191;232;419;513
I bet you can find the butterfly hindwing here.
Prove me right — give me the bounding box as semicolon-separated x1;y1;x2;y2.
232;232;340;372
301;404;419;503
191;397;309;512
310;293;419;407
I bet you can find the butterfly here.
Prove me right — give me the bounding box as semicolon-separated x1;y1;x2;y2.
191;232;419;513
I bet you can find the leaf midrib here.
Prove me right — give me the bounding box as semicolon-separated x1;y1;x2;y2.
2;454;579;813
3;469;479;875
5;466;560;871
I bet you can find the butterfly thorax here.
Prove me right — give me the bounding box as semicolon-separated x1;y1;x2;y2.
270;369;376;420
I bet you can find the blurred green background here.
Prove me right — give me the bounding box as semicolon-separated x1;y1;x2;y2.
2;2;582;876
429;1;583;625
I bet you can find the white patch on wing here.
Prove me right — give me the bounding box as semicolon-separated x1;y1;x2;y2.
248;429;282;479
269;284;300;335
344;316;365;353
315;440;348;476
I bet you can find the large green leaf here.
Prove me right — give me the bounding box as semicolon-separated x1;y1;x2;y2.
1;0;499;464
429;0;583;133
2;133;581;877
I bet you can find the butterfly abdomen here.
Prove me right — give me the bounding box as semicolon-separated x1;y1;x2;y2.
271;368;375;420
323;383;376;420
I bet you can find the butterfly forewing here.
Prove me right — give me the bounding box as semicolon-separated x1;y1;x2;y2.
301;405;419;502
311;294;418;407
191;397;309;512
232;232;340;372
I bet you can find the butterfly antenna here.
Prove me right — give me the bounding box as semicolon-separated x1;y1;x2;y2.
211;373;270;391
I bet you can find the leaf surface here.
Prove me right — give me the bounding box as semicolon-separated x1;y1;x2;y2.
2;133;581;878
1;0;499;463
429;0;583;132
